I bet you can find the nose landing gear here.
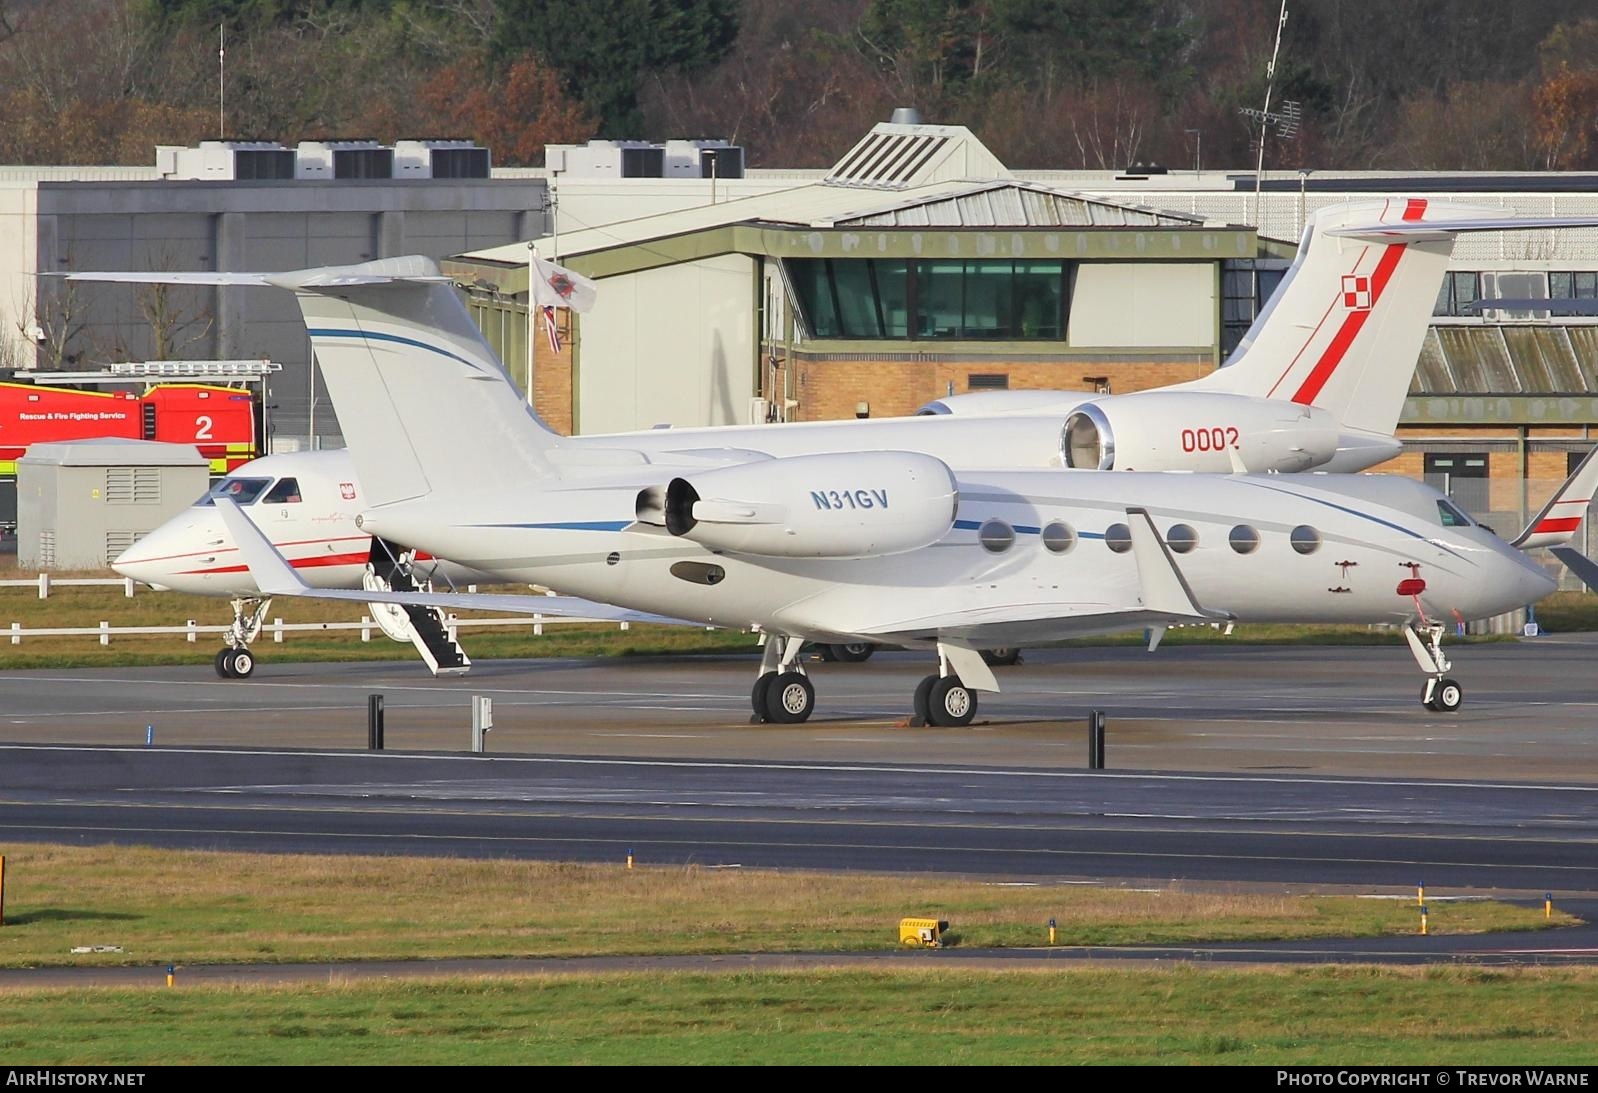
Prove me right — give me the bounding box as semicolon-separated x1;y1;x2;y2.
1404;620;1463;713
214;597;271;679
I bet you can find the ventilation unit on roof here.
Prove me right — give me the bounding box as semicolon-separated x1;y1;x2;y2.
546;139;743;179
825;131;950;190
156;141;294;181
295;141;393;180
394;140;490;179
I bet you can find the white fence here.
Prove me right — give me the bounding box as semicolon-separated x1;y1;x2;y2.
5;614;631;646
0;575;137;599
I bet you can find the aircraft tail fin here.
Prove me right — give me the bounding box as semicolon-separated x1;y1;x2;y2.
1179;201;1598;436
70;256;565;510
1510;445;1598;550
268;257;563;508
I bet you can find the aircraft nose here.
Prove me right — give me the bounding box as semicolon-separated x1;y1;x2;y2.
1521;558;1559;606
112;515;213;590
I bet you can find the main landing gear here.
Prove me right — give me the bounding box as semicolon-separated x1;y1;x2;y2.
214;597;271;679
912;673;978;727
1403;620;1464;713
751;635;815;724
750;635;1000;727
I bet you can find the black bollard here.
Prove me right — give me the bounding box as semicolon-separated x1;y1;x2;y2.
1088;709;1105;770
368;693;385;750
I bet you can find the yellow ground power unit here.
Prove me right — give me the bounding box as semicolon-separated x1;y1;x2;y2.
899;917;949;947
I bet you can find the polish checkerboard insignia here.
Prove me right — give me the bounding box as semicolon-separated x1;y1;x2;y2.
1341;274;1372;310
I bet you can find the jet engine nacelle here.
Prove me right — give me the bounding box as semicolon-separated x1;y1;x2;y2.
1060;392;1343;473
651;451;959;558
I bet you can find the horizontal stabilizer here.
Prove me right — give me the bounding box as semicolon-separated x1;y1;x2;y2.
214;498;690;625
1550;546;1598;594
1327;215;1598;242
63;255;454;289
1511;446;1598;549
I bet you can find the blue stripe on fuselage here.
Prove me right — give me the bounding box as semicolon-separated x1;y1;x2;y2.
470;521;633;532
307;327;490;374
1239;480;1467;561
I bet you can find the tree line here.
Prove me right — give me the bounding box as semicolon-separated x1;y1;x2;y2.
0;0;1595;171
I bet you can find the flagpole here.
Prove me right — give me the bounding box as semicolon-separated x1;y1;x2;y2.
533;241;546;407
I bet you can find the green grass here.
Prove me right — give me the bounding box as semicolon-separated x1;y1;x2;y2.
0;845;1570;968
3;967;1597;1064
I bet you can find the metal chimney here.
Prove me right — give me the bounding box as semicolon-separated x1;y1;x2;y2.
889;107;923;125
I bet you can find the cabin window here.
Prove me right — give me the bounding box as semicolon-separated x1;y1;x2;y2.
1290;525;1321;554
1041;521;1076;554
196;476;271;506
1228;524;1260;554
1165;523;1198;553
263;478;303;504
978;519;1016;553
1104;522;1132;553
1436;500;1473;528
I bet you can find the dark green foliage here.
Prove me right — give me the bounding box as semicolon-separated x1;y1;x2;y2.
140;0;381;31
492;0;739;136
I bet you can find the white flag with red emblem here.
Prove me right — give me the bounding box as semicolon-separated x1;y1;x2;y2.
530;254;598;313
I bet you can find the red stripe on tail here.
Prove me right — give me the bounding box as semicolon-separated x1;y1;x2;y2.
1290;242;1408;405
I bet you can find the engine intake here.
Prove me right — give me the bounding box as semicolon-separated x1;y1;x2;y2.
650;451;959;558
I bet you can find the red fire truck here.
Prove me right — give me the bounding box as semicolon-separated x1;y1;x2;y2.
0;381;260;475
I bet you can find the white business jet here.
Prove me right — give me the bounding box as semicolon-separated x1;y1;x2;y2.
116;241;1589;725
105;199;1591;678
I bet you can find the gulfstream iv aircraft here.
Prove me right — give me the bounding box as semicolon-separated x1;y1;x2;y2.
111;231;1597;724
105;199;1597;677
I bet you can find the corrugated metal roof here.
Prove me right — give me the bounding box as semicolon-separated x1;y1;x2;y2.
463;179;1210;264
834;184;1187;228
1414;325;1598;394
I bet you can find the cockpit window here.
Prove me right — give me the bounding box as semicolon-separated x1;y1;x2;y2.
1437;500;1473;528
195;476;271;507
263;478;303;504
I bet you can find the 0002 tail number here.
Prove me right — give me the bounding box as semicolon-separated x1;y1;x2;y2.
1181;426;1239;452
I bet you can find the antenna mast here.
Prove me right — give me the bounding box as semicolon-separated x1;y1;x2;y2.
1254;0;1288;227
218;24;226;139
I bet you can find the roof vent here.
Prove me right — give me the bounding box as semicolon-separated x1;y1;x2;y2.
889;107;923;126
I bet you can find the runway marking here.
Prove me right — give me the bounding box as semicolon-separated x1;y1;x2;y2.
4;797;1595;849
4;743;1596;795
0;820;1592;873
1;675;742;702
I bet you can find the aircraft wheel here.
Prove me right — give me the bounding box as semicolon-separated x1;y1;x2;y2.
929;676;977;728
764;671;814;724
750;671;777;722
830;642;876;663
229;648;256;679
912;675;937;726
981;647;1022;667
214;648;235;679
1433;677;1463;713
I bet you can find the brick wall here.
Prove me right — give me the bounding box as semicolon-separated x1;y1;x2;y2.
789;358;1214;422
532;313;574;436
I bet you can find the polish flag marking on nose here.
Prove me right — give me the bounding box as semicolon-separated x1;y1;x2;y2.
1342;274;1372;311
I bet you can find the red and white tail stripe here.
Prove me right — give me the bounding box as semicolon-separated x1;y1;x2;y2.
1512;446;1598;550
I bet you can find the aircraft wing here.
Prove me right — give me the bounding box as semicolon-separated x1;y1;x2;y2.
213;498;696;627
849;508;1233;644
